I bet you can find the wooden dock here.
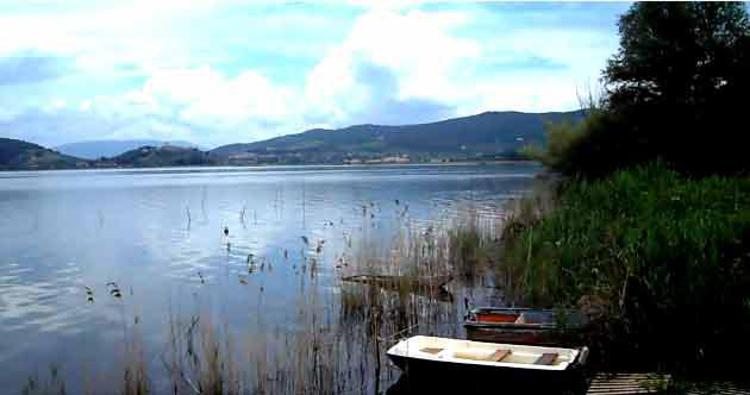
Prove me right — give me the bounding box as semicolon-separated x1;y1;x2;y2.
586;373;750;394
684;383;750;395
586;373;669;394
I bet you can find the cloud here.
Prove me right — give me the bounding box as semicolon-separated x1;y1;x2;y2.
0;52;72;86
124;67;298;141
299;4;617;129
304;8;478;125
0;1;626;147
339;62;452;125
0;105;219;148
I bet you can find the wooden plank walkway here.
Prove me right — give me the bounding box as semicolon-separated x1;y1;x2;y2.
586;373;750;394
586;373;669;394
684;383;750;395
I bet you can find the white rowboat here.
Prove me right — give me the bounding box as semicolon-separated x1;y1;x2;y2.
386;336;589;393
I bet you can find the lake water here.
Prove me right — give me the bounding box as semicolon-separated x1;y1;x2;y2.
0;163;540;392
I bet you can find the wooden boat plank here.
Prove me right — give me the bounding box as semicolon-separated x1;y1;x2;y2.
534;352;558;365
490;349;510;361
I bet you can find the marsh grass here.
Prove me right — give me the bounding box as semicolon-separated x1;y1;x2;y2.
24;202;507;394
21;365;67;395
122;318;149;395
162;314;244;394
446;208;505;282
499;163;750;375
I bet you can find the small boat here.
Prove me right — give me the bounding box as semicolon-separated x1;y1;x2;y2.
341;274;452;290
387;335;588;392
464;307;587;346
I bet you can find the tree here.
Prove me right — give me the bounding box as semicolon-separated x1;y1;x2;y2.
606;3;750;109
552;3;750;177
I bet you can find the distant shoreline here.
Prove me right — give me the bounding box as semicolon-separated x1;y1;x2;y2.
0;158;541;174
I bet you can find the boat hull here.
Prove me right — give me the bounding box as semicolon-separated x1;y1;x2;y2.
464;307;587;347
387;353;587;393
386;336;589;394
466;325;561;345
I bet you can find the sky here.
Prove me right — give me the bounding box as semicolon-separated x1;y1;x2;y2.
0;1;631;149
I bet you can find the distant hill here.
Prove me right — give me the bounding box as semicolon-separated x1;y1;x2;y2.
211;110;585;164
56;139;197;160
0;138;89;170
1;110;586;170
101;145;216;168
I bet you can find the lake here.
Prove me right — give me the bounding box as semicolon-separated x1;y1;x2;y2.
0;162;540;393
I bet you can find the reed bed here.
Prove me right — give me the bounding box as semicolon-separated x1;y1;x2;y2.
21;201;510;394
226;205;501;392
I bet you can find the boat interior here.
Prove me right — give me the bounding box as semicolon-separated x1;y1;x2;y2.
391;336;579;370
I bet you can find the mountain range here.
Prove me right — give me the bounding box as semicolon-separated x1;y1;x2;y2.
212;110;584;164
0;110;584;170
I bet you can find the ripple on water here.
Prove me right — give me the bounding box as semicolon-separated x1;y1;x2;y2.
0;261;88;335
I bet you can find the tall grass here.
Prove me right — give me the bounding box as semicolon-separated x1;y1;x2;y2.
21;365;67;395
500;162;750;375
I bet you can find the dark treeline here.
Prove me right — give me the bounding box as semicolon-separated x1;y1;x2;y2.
531;2;750;178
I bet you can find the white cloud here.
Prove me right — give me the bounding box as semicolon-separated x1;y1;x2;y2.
305;8;478;124
149;68;293;123
86;66;299;144
302;5;612;126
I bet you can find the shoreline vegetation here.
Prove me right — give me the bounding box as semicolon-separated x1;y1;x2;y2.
0;155;539;173
500;164;750;378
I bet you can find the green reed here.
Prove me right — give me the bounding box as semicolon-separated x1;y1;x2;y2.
499;162;750;375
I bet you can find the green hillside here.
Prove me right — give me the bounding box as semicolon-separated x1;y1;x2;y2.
211;110;585;163
0;138;89;170
102;145;216;168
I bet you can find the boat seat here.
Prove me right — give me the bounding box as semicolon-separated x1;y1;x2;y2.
453;349;511;362
489;349;511;361
534;353;558;365
420;347;443;355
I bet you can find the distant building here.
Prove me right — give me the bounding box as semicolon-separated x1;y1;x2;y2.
381;155;410;164
227;152;259;165
350;155;410;165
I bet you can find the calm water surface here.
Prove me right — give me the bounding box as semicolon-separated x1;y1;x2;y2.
0;163;540;392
